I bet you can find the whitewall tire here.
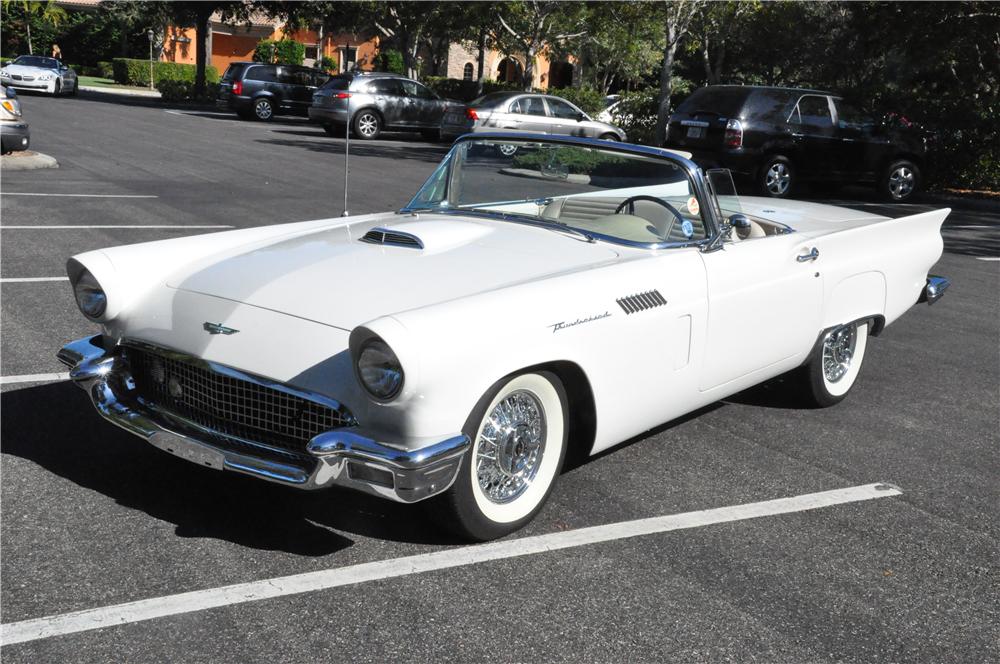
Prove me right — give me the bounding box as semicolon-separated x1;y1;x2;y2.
801;321;869;406
433;371;568;541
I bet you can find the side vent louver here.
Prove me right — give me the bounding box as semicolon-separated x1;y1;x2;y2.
617;290;667;315
360;228;424;249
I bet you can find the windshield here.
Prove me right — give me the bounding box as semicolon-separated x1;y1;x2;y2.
12;56;59;69
407;138;713;246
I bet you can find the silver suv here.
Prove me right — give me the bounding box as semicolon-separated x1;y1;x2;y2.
440;91;626;144
309;72;449;140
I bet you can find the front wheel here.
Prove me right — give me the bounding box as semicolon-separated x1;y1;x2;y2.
53;80;62;96
798;321;870;407
431;371;568;541
599;133;619;142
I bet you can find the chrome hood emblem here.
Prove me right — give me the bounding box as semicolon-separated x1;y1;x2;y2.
203;322;239;335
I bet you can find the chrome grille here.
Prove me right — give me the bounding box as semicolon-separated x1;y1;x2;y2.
126;345;355;460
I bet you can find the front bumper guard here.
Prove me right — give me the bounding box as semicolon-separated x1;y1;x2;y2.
57;336;470;503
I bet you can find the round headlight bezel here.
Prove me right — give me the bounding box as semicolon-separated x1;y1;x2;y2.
356;337;404;401
73;268;107;320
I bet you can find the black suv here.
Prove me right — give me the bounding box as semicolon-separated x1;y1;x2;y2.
309;72;450;140
665;85;928;201
217;62;330;121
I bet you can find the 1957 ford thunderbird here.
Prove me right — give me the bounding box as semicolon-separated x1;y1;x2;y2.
58;134;951;541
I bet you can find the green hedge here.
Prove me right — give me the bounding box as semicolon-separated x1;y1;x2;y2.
112;58;219;87
253;39;305;66
546;86;606;116
156;79;220;102
424;76;522;102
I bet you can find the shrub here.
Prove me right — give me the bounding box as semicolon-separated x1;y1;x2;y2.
254;39;305;66
611;88;659;145
377;49;405;75
319;55;338;72
97;61;113;78
423;76;480;102
156;79;219;102
112;58;218;87
547;86;606;116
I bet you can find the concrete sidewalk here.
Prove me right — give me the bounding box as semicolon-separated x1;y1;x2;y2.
78;85;161;98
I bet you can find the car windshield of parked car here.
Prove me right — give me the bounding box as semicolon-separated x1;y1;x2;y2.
12;56;59;69
406;138;711;246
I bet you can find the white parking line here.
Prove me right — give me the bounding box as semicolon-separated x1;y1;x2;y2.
0;372;69;385
0;277;68;283
1;225;233;229
0;193;158;198
0;482;901;646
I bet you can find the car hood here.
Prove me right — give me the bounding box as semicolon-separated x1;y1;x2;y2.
167;213;621;330
2;65;56;75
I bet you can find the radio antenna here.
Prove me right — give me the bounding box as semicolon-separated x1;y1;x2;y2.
341;90;351;217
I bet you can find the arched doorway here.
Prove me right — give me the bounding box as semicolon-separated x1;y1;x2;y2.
496;57;523;84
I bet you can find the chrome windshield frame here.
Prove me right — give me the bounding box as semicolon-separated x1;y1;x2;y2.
400;132;723;251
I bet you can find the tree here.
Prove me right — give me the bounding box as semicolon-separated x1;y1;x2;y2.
689;1;756;86
165;2;251;95
1;0;67;55
493;1;587;90
654;0;704;145
578;1;663;93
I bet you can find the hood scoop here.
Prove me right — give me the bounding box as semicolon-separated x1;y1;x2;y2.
356;218;493;253
361;227;424;249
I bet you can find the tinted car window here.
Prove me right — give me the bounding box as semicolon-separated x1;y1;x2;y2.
367;79;402;95
470;92;517;108
546;97;581;119
744;89;795;119
834;100;874;128
674;87;751;116
222;63;248;82
793;95;832;126
511;96;546;116
278;67;313;86
400;80;435;99
322;76;351;91
245;65;277;83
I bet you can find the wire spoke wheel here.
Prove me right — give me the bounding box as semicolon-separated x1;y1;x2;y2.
822;324;857;384
475;390;546;504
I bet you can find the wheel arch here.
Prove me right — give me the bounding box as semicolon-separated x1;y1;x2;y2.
353;105;385;125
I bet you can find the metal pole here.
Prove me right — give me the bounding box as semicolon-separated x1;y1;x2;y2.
149;40;153;90
341;93;351;216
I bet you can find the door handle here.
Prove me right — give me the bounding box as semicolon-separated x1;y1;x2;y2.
797;247;819;262
841;137;856;142
791;132;805;138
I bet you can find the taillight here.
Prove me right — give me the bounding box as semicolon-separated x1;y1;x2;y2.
335;92;351;99
724;119;743;148
232;81;242;95
465;107;479;121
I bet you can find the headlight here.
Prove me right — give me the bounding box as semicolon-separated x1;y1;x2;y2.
356;338;404;400
73;269;107;320
39;74;52;81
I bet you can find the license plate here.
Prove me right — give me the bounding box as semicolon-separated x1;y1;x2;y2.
686;126;704;139
446;112;462;123
149;431;225;470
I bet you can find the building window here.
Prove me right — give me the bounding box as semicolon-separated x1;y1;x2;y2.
304;45;318;61
463;62;474;81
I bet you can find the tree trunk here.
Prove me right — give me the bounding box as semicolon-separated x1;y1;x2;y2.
655;24;679;146
26;19;33;55
194;6;212;96
522;45;535;91
476;26;486;93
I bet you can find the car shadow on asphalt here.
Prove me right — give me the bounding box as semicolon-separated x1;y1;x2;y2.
1;382;464;554
258;135;449;163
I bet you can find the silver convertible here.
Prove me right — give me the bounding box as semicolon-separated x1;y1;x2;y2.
58;134;950;541
0;55;78;95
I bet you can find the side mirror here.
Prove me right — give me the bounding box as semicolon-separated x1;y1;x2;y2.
60;65;68;71
576;111;586;122
729;213;751;231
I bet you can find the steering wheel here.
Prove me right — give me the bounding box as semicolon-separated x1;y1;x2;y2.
614;195;687;240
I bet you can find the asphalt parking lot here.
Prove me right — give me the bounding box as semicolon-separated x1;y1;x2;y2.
2;90;998;662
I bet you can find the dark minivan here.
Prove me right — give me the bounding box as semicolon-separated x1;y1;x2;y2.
665;85;928;201
217;62;330;121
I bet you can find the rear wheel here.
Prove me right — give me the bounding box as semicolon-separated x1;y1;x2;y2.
253;97;274;121
759;155;795;198
599;133;618;141
352;110;381;139
496;143;519;157
430;371;568;541
798;321;870;407
880;159;921;201
69;79;77;96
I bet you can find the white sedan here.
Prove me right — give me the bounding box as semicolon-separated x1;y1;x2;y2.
0;55;77;95
57;134;951;541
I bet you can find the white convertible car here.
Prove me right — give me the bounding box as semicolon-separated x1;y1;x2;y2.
58;134;950;540
0;55;78;95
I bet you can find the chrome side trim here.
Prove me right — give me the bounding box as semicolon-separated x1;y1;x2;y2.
919;275;951;305
57;335;470;503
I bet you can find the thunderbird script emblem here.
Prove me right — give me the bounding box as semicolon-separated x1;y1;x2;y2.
203;322;239;335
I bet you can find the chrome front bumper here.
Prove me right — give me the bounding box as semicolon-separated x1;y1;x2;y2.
57;336;470;503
